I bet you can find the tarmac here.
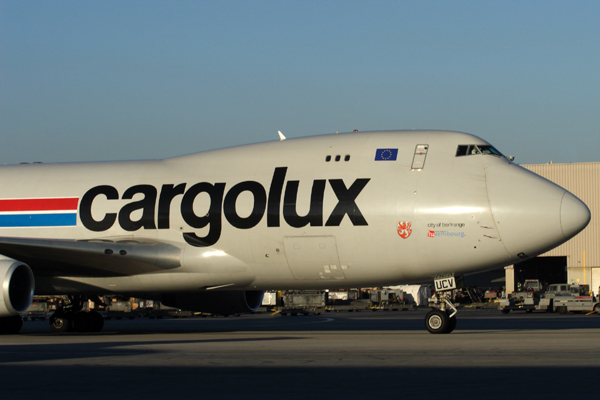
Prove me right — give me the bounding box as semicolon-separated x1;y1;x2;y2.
1;308;600;399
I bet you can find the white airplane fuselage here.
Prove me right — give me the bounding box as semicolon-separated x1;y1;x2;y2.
0;130;591;299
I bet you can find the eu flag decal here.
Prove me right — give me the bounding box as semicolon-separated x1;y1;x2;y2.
375;148;398;161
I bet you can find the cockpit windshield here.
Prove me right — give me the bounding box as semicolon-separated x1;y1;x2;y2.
456;145;504;157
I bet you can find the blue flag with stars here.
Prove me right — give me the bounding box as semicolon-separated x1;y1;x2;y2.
375;148;398;161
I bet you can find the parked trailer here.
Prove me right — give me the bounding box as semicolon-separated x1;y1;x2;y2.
280;291;326;316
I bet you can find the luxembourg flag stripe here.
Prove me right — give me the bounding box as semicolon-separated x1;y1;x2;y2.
0;197;78;227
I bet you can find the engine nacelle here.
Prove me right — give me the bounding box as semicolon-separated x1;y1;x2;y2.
0;257;35;317
161;290;264;316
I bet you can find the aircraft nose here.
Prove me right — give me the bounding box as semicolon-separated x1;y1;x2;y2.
485;163;590;260
560;190;591;240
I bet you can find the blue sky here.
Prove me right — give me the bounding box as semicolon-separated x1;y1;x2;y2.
1;1;599;165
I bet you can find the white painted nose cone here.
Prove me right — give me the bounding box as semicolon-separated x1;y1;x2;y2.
560;191;591;240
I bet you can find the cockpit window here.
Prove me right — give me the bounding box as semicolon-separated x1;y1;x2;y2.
456;144;504;157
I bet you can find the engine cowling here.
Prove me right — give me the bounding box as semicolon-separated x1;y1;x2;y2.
161;290;264;316
0;257;35;317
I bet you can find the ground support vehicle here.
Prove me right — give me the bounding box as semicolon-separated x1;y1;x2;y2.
280;291;326;316
369;289;409;310
553;296;600;314
550;285;599;314
537;283;571;312
499;279;543;314
499;296;538;313
22;300;48;321
103;299;139;320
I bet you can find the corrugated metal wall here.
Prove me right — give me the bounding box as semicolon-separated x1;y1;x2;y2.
522;162;599;268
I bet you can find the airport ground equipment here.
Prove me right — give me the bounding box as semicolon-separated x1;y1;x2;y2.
22;298;48;321
369;289;406;309
484;290;498;301
537;283;571;312
280;291;326;316
104;299;137;320
499;279;543;313
551;284;600;314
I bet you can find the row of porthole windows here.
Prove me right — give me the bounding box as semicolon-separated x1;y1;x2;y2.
325;155;351;162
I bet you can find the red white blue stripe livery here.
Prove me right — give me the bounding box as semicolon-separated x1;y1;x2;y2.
0;198;79;227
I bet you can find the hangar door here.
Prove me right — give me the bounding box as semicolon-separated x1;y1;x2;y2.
284;236;346;281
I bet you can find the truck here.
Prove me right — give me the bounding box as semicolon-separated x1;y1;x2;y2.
549;284;600;314
537;283;571;312
499;279;544;313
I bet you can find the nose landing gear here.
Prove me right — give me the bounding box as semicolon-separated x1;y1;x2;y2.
425;276;459;334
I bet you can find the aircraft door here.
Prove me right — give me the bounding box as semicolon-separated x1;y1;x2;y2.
411;144;429;170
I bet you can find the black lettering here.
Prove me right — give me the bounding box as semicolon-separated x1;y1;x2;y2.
283;180;326;227
325;179;370;226
118;185;158;231
181;182;225;247
267;167;287;227
224;181;266;229
157;183;186;229
79;185;119;232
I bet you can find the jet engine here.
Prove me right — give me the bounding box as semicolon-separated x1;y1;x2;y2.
161;290;264;316
0;257;35;317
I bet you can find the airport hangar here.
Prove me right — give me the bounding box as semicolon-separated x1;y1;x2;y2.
500;162;599;295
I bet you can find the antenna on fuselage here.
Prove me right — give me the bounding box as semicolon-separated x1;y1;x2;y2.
278;131;286;141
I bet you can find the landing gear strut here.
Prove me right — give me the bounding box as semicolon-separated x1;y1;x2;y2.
425;277;459;334
49;295;105;333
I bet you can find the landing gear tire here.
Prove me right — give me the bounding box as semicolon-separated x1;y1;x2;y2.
425;310;453;334
50;312;72;333
448;315;457;332
0;315;24;334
